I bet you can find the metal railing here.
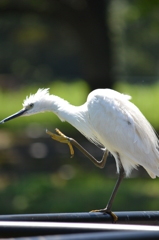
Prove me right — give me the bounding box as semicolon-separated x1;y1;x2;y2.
0;211;159;239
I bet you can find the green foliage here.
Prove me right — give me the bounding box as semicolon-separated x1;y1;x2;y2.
0;171;158;214
110;0;159;80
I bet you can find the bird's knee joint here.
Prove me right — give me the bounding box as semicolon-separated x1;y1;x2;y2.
68;137;74;143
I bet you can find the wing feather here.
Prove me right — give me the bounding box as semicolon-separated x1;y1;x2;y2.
86;89;159;177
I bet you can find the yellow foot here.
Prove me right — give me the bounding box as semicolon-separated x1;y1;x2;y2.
46;128;74;158
90;209;118;222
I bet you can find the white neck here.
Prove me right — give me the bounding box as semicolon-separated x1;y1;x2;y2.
48;95;87;129
41;95;97;144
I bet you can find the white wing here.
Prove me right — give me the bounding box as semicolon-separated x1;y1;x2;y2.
86;89;159;178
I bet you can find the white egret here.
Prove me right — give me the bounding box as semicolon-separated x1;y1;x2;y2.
1;88;159;221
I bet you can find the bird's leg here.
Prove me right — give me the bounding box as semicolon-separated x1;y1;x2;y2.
46;128;108;168
91;156;125;222
70;138;108;169
47;128;122;220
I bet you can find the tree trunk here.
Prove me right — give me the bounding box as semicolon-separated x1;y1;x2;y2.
75;0;114;90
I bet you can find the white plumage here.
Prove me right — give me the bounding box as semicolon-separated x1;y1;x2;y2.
2;88;159;179
22;88;159;178
86;89;159;178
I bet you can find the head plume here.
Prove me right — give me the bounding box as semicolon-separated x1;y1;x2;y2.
23;88;50;108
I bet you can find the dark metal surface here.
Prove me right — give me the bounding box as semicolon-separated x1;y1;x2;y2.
28;231;159;240
0;211;159;239
0;221;159;238
0;211;159;225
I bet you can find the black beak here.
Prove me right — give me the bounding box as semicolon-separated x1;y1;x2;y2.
0;109;27;124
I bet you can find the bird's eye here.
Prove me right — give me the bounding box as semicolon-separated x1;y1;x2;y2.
26;103;34;110
29;103;34;108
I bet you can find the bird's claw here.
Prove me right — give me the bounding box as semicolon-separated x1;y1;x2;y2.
90;208;118;222
46;128;74;158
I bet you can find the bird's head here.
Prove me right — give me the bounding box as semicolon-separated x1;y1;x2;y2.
0;88;51;124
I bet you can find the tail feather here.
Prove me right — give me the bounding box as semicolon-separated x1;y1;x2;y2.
145;168;156;179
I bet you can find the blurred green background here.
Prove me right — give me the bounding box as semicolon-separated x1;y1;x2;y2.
0;0;159;215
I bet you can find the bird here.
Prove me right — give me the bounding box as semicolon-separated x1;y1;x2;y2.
0;88;159;221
